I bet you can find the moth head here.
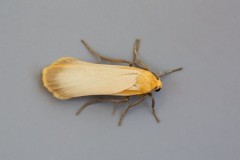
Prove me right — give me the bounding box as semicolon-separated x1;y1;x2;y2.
155;86;161;92
151;72;163;92
154;78;162;92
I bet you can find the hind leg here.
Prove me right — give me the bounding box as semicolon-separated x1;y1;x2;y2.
76;96;129;115
81;40;132;65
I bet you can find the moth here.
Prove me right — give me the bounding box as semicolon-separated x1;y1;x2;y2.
42;39;182;126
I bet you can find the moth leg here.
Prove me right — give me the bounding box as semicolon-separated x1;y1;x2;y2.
112;96;131;115
132;39;150;70
76;97;129;116
118;95;146;126
81;40;132;65
147;93;160;123
158;67;183;77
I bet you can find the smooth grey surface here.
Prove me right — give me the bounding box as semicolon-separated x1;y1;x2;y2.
1;0;240;160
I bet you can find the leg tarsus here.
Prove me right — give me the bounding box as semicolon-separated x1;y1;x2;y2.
133;39;140;63
81;40;132;65
76;99;99;115
147;93;160;123
118;95;146;126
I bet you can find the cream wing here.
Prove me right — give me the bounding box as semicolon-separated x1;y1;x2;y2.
42;57;139;99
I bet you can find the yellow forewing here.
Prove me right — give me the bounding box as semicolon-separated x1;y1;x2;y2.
42;57;140;99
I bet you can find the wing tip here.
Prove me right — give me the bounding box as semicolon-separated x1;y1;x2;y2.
42;57;85;100
42;66;69;100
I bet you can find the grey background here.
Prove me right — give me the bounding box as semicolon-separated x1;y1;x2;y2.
1;0;240;160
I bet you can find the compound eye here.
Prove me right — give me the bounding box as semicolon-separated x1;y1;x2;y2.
155;88;161;92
